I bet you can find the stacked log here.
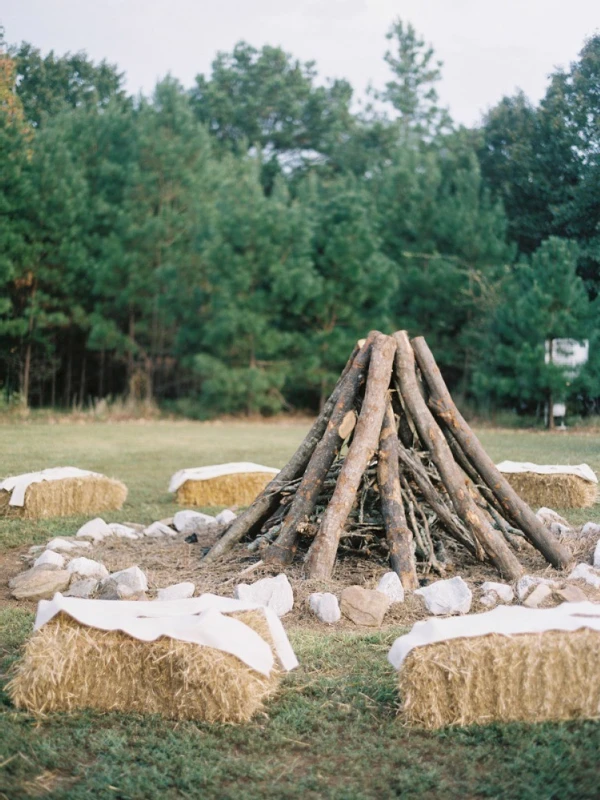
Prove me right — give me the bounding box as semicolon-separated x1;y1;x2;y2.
202;332;572;585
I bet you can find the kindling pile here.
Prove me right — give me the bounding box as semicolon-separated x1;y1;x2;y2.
202;331;572;585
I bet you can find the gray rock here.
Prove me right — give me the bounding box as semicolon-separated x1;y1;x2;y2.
415;576;472;615
340;586;390;626
67;557;109;580
10;566;71;600
215;509;237;525
144;521;177;538
516;575;557;601
581;521;600;539
64;578;99;598
76;517;112;543
46;537;92;553
523;583;553;608
108;523;140;539
34;550;66;569
480;581;514;604
568;562;600;588
555;585;588;603
108;565;148;593
173;510;216;534
376;572;405;604
536;508;573;538
97;579;147;601
156;582;195;601
234;573;294;617
308;592;341;624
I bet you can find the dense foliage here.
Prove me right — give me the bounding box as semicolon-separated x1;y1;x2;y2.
0;23;598;418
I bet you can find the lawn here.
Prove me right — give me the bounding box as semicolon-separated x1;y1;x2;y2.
1;421;600;799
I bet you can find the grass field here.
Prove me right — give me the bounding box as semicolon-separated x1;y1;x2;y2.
1;421;600;799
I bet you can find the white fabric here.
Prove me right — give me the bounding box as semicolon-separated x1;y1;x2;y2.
0;467;101;507
388;602;600;670
35;592;298;677
496;461;597;484
169;462;279;493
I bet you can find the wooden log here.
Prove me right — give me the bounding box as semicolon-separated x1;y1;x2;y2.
394;331;523;580
264;340;373;566
411;336;572;570
305;333;397;579
377;403;419;589
202;336;370;563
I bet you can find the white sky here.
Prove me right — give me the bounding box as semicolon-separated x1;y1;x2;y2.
2;0;598;126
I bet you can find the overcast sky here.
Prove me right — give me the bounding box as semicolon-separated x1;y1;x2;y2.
3;0;598;126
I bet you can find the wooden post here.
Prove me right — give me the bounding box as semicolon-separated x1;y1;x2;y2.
305;333;396;579
411;335;572;570
394;331;523;580
377;403;419;589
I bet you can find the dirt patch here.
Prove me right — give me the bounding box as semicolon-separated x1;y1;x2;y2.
3;529;599;629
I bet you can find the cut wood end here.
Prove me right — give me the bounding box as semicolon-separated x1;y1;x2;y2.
338;410;357;440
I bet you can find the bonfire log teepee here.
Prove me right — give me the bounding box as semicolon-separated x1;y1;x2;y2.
203;332;572;585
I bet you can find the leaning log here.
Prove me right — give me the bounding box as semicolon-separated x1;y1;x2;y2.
377;403;419;589
264;339;373;566
202;337;370;563
394;331;523;580
411;335;572;570
305;333;396;579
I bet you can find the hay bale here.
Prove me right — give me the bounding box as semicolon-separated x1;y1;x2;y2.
8;610;280;723
496;461;598;509
398;629;600;728
0;470;128;519
169;463;279;508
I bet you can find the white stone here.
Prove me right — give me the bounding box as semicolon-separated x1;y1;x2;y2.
594;540;600;569
536;507;571;528
480;581;514;604
523;583;553;608
173;510;216;533
376;572;405;604
568;562;600;588
516;575;558;601
68;557;109;580
308;592;341;623
109;565;148;592
46;537;92;553
108;523;140;539
415;576;472;615
480;593;498;608
64;578;98;598
156;582;195;601
581;522;600;539
144;521;177;538
215;509;237;525
34;550;65;569
234;573;294;617
76;517;112;543
27;545;46;555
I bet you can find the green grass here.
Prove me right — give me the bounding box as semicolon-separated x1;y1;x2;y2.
1;422;600;798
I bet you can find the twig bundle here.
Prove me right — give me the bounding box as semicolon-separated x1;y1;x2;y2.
0;476;127;519
8;611;279;722
202;331;572;583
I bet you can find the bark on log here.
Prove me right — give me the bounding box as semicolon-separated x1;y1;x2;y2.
305;333;397;579
411;336;572;570
394;331;523;580
202;336;371;563
264;340;373;566
377;403;419;589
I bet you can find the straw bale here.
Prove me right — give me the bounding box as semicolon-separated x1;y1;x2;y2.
7;610;279;723
398;629;600;729
175;472;273;508
0;476;128;519
500;471;597;509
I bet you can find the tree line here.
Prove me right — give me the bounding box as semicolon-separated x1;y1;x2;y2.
1;21;598;419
